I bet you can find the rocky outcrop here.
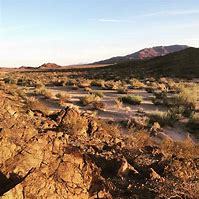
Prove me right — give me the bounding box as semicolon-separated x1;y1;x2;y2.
0;88;198;198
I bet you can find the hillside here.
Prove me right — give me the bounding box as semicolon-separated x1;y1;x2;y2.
71;47;199;79
38;63;62;69
94;45;188;64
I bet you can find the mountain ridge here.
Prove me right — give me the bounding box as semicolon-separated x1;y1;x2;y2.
93;44;189;64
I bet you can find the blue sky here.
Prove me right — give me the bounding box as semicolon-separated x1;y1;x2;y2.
0;0;199;67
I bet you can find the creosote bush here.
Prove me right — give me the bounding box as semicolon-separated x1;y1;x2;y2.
118;95;143;105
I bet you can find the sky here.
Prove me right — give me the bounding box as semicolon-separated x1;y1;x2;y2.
0;0;199;67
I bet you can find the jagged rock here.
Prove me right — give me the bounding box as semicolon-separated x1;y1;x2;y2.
149;168;164;182
57;107;89;137
117;157;139;178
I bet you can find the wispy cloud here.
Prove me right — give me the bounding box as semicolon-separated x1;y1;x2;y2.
0;24;36;32
91;9;199;24
90;18;135;23
140;9;199;17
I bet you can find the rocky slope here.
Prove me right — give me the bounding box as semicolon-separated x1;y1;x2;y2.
94;45;188;64
38;63;62;69
0;83;198;198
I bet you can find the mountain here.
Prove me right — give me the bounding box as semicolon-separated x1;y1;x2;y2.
38;63;62;69
19;66;35;70
94;45;189;64
80;47;199;79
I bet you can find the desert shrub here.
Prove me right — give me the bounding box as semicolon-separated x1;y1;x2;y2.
80;94;101;105
90;91;104;98
104;80;116;89
130;78;145;89
67;78;78;86
91;79;105;88
72;84;78;90
115;99;123;109
117;86;128;94
51;80;65;86
56;92;71;103
93;101;105;110
149;108;182;127
4;77;17;84
17;78;33;86
97;120;121;138
35;82;45;89
187;113;199;134
170;85;199;117
84;87;92;93
78;79;92;88
26;97;49;115
118;95;143;105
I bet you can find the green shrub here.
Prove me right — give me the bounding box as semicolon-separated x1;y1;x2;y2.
90;91;104;98
4;77;17;84
118;95;143;105
117;86;128;94
149;108;182;127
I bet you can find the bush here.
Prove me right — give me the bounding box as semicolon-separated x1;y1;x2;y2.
4;77;17;84
170;85;199;117
130;78;145;89
117;86;128;94
26;97;49;115
118;95;143;105
91;79;105;88
90;91;104;98
93;101;105;110
56;93;71;102
17;78;33;86
187;113;199;134
149;108;181;127
80;94;101;106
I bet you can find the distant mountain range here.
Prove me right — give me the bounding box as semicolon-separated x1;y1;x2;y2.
90;47;199;78
93;45;189;64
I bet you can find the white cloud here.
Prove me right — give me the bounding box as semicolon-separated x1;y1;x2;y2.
91;18;135;23
140;9;199;17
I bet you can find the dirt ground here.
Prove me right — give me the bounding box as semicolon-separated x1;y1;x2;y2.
28;85;198;143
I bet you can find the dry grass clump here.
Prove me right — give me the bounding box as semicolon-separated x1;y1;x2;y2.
175;84;199;114
26;97;49;115
117;86;128;94
118;95;143;105
51;79;66;86
80;94;101;106
130;78;145;89
92;101;105;110
126;130;199;184
91;79;105;88
97;120;121;138
34;86;53;99
187;113;199;134
149;109;181;127
89;91;104;98
67;78;78;86
78;79;92;88
115;99;123;109
3;77;17;84
56;93;71;106
125;131;153;149
17;78;34;86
